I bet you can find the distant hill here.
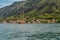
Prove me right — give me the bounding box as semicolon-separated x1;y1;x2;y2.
0;0;60;18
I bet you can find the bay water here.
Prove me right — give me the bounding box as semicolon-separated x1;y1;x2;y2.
0;24;60;40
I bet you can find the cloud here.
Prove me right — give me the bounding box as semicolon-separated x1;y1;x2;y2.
11;0;21;1
9;0;22;1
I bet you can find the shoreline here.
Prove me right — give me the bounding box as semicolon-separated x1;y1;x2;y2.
0;22;60;24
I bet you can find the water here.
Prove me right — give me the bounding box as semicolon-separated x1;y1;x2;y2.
0;24;60;40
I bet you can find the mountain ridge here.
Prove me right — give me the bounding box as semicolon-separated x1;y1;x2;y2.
0;0;60;18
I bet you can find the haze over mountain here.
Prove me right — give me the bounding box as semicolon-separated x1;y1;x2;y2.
0;0;60;17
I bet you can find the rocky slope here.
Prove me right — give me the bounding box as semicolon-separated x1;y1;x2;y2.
0;0;60;17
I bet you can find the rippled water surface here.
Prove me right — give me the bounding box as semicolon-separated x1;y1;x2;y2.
0;24;60;40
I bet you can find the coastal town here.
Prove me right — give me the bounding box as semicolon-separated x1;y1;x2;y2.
1;18;57;24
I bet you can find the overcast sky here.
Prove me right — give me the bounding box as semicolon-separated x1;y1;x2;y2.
0;0;24;8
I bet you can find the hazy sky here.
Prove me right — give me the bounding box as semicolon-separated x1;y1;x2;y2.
0;0;23;8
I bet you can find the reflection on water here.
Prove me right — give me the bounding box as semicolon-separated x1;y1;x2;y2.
0;24;60;40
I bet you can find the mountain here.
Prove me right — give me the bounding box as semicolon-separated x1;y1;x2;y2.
0;0;60;18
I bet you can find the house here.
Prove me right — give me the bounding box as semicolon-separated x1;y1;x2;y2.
18;20;26;24
47;19;56;23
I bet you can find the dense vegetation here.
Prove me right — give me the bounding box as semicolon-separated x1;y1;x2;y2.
0;0;60;23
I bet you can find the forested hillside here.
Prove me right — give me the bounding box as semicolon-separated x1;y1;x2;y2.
0;0;60;23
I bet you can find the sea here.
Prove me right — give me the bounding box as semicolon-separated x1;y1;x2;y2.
0;23;60;40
